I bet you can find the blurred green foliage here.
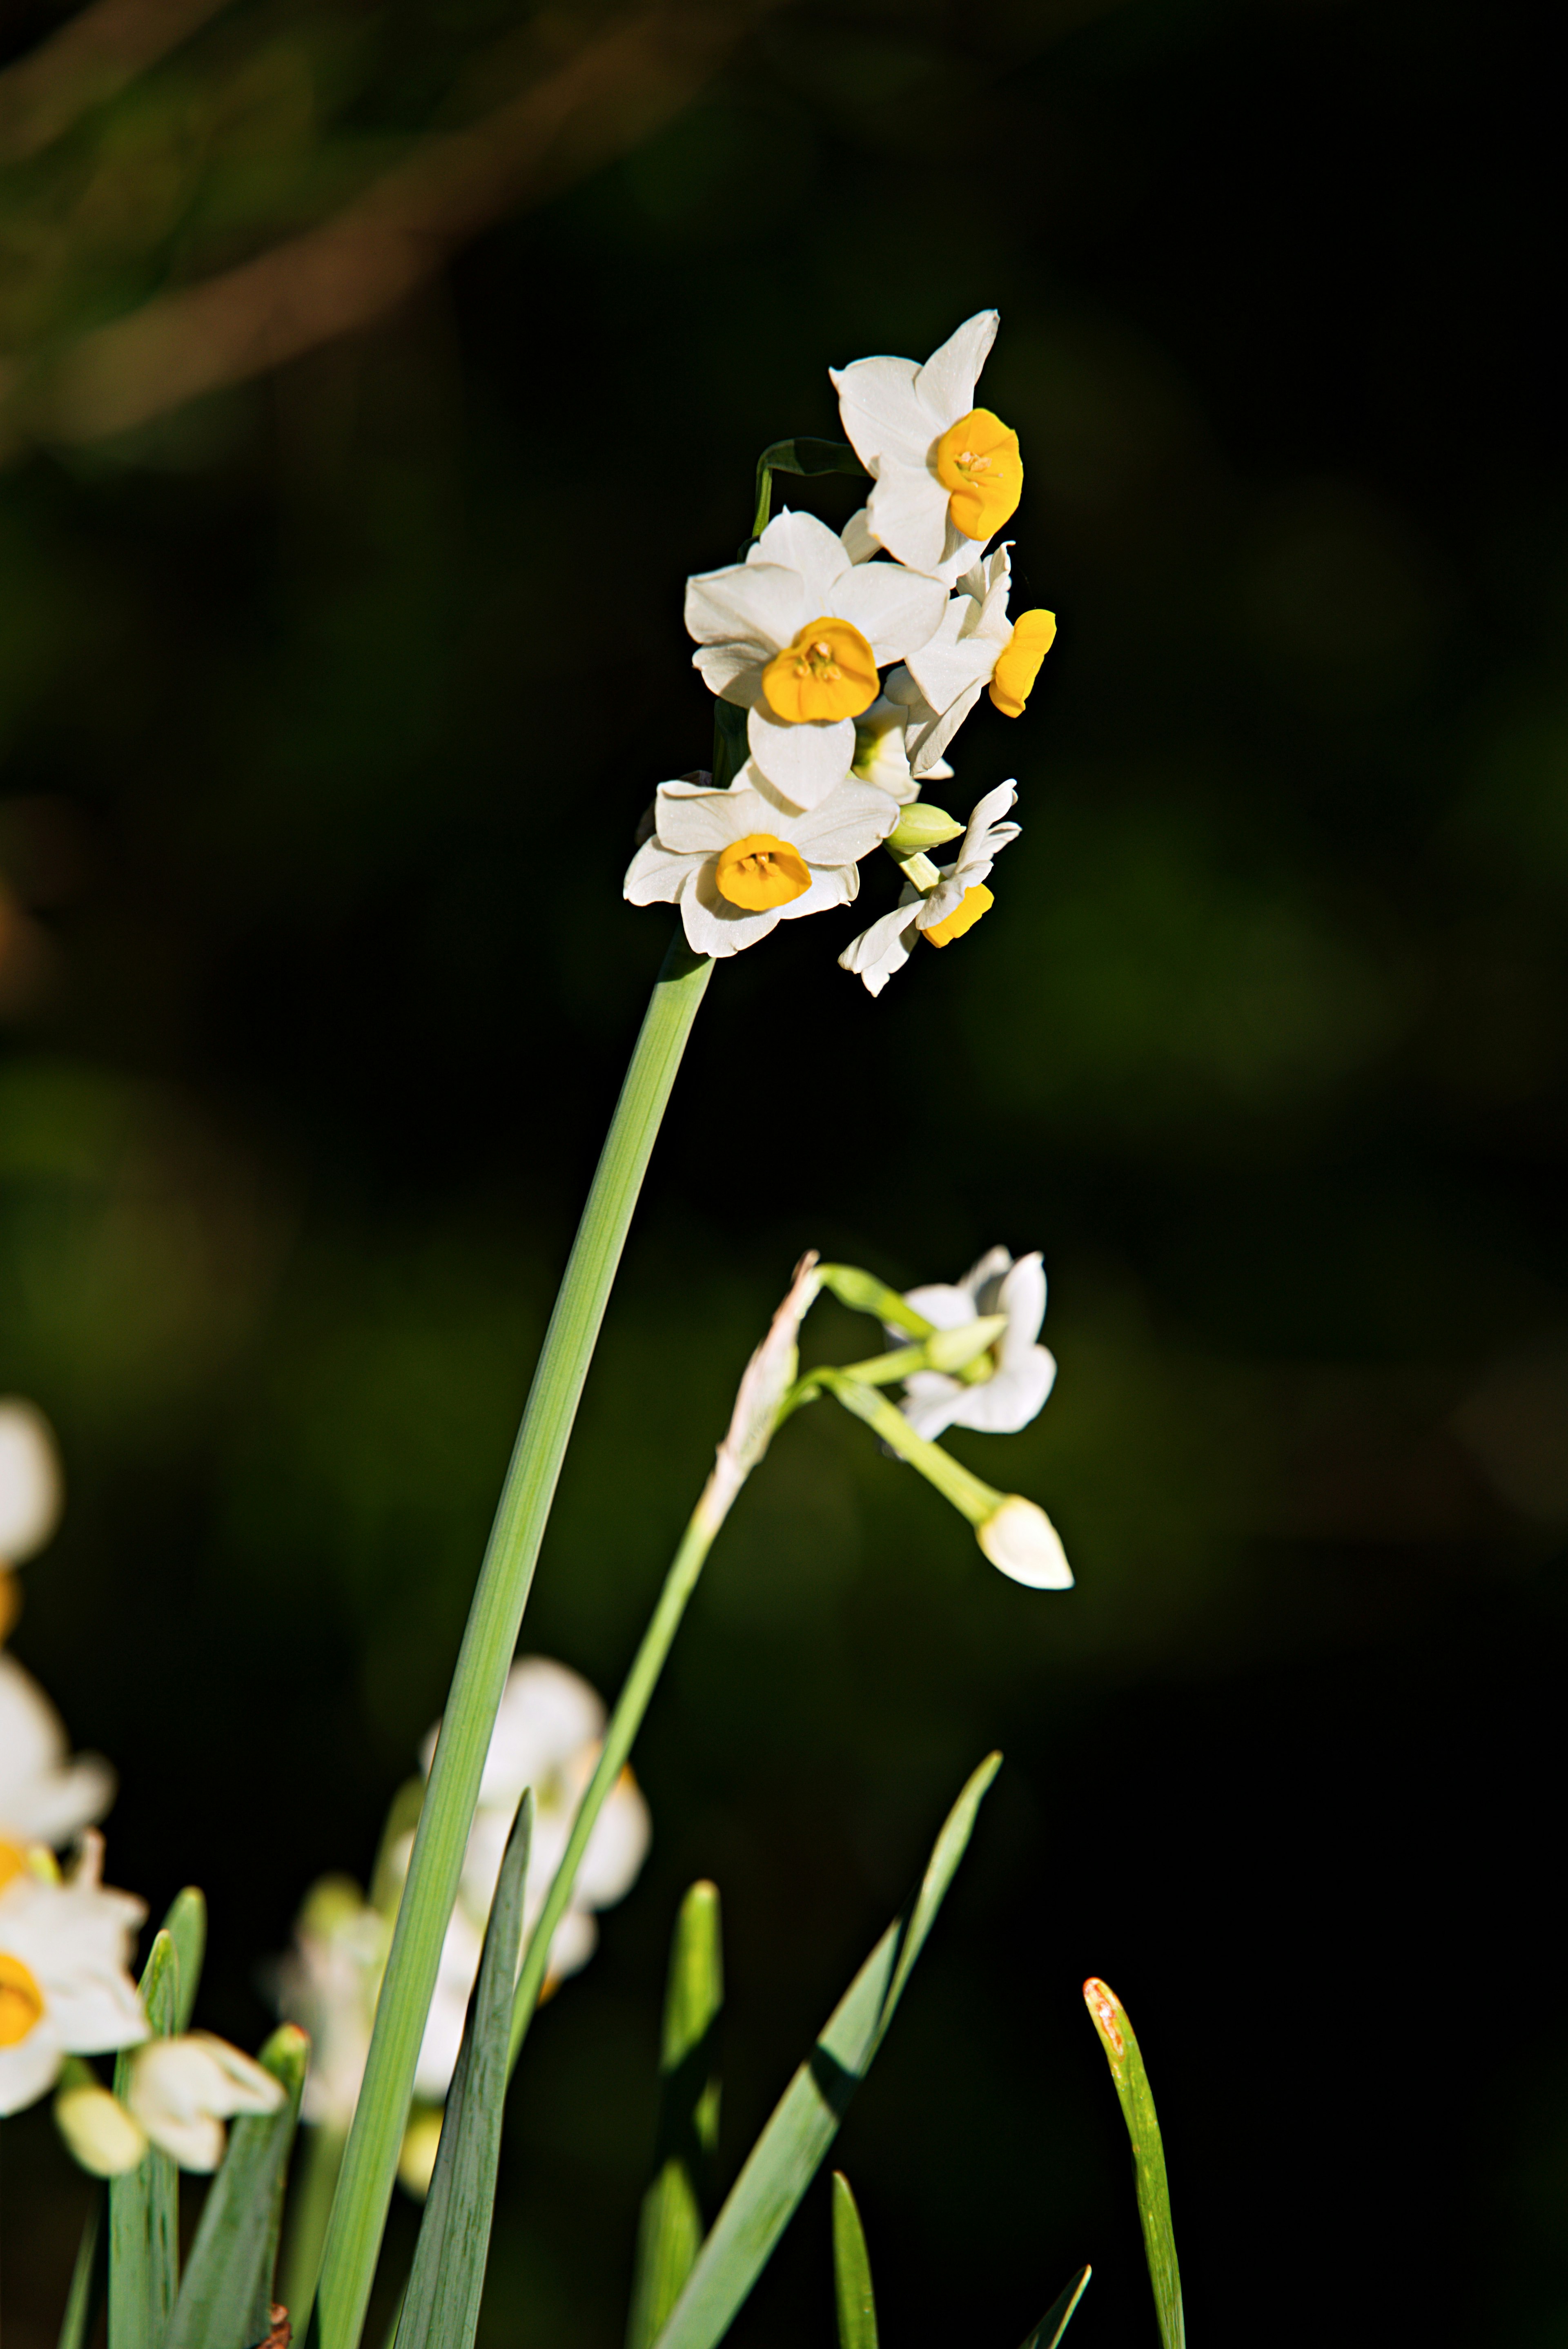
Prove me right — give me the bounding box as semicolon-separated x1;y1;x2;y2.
1;0;1564;2345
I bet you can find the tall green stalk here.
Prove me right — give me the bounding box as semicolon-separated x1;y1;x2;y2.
312;933;713;2349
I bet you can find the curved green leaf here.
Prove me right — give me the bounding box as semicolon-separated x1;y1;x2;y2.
1083;1981;1183;2349
627;1882;724;2349
1019;2264;1091;2349
652;1753;1001;2349
109;1929;180;2349
830;2175;877;2349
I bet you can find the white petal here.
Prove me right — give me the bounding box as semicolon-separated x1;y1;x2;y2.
479;1659;605;1807
791;778;898;863
840;507;881;564
692;643;763;704
751;508;851;606
746;705;855;810
0;2019;64;2114
908;682;983;776
977;1498;1072;1589
678;880;786;960
942;1348;1057;1435
832;563;948;665
997;1253;1047;1353
652;779;773;856
544;1907;597;1984
684;561;804;654
864;463;951;577
838;904;917;996
914;311;1000;427
830;352;928;469
0;1399;64;1562
624;837;697;909
901;1284;980;1333
574;1773;651;1909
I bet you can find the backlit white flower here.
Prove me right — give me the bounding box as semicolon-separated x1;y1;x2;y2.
0;1839;147;2116
277;1877;387;2129
0;1398;64;1567
839;782;1020;998
892;1247;1056;1443
685;510;946;809
833;313;1022;584
0;1654;115;1850
126;2031;285;2171
886;546;1056;779
625;766;896;960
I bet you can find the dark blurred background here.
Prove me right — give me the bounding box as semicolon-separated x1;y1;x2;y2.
2;0;1564;2341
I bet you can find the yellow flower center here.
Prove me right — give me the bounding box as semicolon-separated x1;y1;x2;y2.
0;1949;45;2046
923;883;994;949
760;617;879;725
989;609;1057;718
933;410;1023;540
714;834;812;912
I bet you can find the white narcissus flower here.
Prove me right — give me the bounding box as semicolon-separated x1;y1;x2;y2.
0;1397;64;1567
0;1837;147;2115
833;313;1022;585
850;695;952;805
839;782;1020;998
403;1658;652;2104
625;766;897;960
892;1247;1057;1443
276;1876;388;2130
685;509;946;810
0;1654;115;1850
887;546;1056;780
126;2031;285;2171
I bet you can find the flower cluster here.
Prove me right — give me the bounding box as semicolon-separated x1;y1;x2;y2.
625;313;1055;988
1;1409;286;2169
279;1653;650;2193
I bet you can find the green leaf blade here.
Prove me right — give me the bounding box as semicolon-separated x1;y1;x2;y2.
1082;1981;1184;2349
830;2175;877;2349
1018;2264;1091;2349
627;1881;724;2349
109;1929;180;2349
162;1888;207;2034
394;1790;533;2349
165;2024;308;2349
57;2189;107;2349
651;1754;1000;2349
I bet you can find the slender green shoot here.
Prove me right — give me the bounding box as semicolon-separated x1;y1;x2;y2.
109;1929;180;2349
1020;2265;1092;2349
627;1883;725;2349
830;2175;878;2349
1082;1980;1184;2349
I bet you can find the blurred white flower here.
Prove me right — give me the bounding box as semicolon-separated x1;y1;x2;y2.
685;510;946;810
625;766;896;960
0;1836;147;2116
126;2030;285;2171
893;1247;1057;1443
276;1876;388;2130
839;783;1020;998
408;1657;651;2099
0;1398;64;1568
0;1653;115;1850
833;314;1021;584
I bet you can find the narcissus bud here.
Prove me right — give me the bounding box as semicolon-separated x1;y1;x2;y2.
56;2068;148;2176
886;802;964;857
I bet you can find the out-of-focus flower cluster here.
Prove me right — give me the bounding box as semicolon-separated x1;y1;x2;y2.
1;1401;285;2168
278;1654;650;2194
625;314;1055;987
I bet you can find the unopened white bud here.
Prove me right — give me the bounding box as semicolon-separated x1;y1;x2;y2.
56;2080;148;2176
977;1497;1073;1589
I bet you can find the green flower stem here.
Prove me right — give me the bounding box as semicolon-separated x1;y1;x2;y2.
313;932;713;2349
813;1264;935;1339
815;1371;1002;1527
507;1488;721;2075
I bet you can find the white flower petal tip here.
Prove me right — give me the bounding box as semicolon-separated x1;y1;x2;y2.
977;1498;1073;1590
0;1398;64;1566
55;2079;148;2175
